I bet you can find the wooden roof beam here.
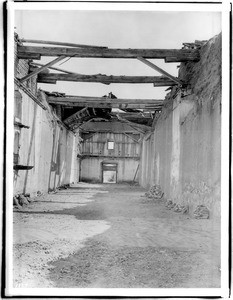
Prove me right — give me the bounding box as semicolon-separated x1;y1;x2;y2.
38;73;176;85
19;38;108;49
47;95;164;109
47;95;164;103
48;101;163;109
17;45;200;61
137;56;183;86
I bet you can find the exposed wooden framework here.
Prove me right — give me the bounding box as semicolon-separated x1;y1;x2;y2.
19;38;108;49
37;73;176;85
17;46;200;62
20;56;66;82
30;62;76;74
137;56;183;86
63;107;90;126
47;95;164;109
15;38;202;128
49;102;162;110
116;115;151;133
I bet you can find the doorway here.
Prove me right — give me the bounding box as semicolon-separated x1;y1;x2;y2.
102;163;117;183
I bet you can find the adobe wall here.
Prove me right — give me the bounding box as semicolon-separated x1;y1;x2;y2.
14;55;80;196
139;34;221;218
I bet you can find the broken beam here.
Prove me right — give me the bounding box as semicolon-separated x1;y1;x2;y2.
17;46;200;61
38;73;176;85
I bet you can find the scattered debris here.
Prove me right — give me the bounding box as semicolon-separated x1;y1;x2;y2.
58;184;70;190
165;199;176;209
13;196;22;209
173;204;189;214
13;193;33;209
193;205;209;219
37;191;43;196
24;193;32;203
145;185;164;199
18;195;30;206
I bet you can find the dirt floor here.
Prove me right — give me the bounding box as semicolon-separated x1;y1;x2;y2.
13;183;220;288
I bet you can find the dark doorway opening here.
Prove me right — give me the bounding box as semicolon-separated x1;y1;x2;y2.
102;163;117;183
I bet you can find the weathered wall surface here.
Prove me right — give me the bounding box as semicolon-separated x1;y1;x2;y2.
80;157;139;183
139;34;221;218
80;128;140;183
14;55;80;196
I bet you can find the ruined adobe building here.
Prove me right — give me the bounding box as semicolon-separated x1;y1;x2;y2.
13;33;221;218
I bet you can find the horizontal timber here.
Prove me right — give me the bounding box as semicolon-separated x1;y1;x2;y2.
80;155;140;160
38;73;176;85
47;95;164;104
19;38;107;49
48;101;163;109
17;46;200;61
47;96;164;109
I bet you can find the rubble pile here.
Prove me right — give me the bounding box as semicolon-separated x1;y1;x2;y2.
145;185;164;200
165;199;176;209
173;204;189;214
193;205;209;219
13;193;32;209
165;200;189;214
58;184;70;190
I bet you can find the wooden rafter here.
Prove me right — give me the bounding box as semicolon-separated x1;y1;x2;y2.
48;101;163;110
19;38;108;49
47;95;164;109
116;115;151;133
17;45;200;61
37;73;176;85
20;56;66;82
30;62;76;74
137;56;183;86
47;95;164;104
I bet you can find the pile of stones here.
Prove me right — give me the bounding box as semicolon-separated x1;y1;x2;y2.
193;205;209;219
145;185;164;199
58;184;70;190
13;193;32;209
165;200;189;214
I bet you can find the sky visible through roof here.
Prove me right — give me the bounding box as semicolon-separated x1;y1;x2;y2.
15;9;221;100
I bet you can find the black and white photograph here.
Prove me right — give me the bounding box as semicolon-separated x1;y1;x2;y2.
4;1;230;297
